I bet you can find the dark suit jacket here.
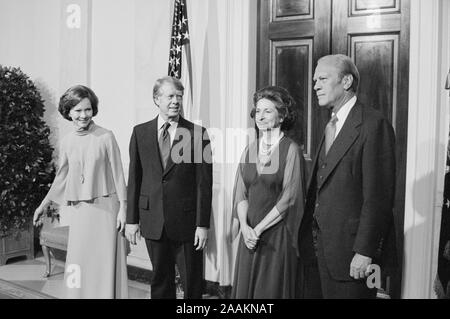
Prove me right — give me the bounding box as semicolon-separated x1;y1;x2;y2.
299;101;396;281
126;116;212;242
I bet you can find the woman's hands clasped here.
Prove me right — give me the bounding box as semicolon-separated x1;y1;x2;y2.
241;224;260;250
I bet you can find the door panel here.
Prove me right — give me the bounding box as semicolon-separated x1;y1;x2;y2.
350;34;399;126
272;40;313;159
273;0;313;20
351;0;400;15
258;0;331;171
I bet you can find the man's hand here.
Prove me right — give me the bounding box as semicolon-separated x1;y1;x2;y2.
350;253;372;279
125;224;141;245
194;227;208;251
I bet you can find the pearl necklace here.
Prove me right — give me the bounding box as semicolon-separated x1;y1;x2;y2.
258;132;284;165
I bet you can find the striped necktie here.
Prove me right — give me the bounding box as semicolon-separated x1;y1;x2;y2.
158;122;171;168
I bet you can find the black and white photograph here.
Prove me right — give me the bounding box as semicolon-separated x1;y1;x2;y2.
0;0;449;304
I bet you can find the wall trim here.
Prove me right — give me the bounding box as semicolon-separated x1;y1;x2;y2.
403;0;450;299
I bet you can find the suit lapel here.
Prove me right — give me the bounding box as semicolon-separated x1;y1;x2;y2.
163;117;190;177
145;118;163;175
319;102;362;189
306;134;325;192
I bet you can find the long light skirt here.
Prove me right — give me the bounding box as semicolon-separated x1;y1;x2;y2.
63;195;128;299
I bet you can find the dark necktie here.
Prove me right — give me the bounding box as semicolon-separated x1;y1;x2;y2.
159;122;171;169
324;114;338;155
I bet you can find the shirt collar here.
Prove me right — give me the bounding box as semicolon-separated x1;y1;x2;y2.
74;120;96;136
332;96;357;123
157;115;179;130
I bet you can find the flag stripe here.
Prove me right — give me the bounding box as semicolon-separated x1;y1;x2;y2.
168;0;190;79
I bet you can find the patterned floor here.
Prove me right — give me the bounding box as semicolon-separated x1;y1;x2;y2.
0;255;150;299
0;278;55;299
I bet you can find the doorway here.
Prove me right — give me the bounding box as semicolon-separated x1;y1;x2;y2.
257;0;410;298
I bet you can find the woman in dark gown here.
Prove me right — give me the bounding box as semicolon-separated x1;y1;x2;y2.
231;86;305;299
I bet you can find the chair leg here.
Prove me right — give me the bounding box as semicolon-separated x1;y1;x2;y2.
42;245;51;278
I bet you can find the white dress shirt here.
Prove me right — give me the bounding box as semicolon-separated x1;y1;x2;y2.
157;115;179;147
333;96;357;139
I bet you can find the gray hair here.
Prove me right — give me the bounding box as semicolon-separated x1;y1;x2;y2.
153;76;184;100
318;54;360;92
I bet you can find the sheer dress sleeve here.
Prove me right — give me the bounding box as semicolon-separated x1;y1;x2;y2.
105;131;127;201
231;146;249;239
275;142;305;255
46;139;69;205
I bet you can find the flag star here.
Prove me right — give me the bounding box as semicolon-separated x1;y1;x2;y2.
168;0;189;80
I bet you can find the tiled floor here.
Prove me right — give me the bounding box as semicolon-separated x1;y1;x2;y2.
0;254;150;299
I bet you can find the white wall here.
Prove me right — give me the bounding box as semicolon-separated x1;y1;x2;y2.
134;0;172;124
90;0;136;172
0;0;63;151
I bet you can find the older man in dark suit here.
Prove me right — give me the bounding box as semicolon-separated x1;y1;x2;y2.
125;76;212;299
298;54;396;298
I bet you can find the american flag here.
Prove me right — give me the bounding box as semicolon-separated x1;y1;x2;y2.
168;0;190;79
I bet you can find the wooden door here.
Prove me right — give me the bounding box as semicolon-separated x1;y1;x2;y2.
257;0;332;170
258;0;410;298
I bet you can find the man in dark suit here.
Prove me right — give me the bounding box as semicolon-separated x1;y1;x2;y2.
298;54;396;298
125;76;212;299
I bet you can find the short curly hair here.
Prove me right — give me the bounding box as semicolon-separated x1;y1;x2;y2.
58;85;98;121
251;86;298;131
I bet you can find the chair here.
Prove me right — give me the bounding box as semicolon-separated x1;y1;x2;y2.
39;226;69;277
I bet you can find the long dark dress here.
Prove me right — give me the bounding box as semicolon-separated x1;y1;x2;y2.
231;136;304;299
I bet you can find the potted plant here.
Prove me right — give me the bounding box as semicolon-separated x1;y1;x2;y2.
0;65;56;265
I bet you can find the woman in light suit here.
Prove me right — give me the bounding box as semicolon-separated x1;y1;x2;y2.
34;85;128;299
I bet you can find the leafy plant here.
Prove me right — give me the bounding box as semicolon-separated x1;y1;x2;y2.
0;65;56;237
